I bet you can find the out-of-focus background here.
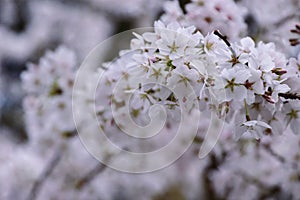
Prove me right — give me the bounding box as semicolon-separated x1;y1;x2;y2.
0;0;164;141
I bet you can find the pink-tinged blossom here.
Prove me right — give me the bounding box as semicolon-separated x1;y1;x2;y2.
161;0;247;40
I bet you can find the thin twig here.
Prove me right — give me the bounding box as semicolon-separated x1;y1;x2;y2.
26;148;62;200
274;13;300;27
213;30;236;58
262;145;285;163
75;163;106;190
279;92;300;101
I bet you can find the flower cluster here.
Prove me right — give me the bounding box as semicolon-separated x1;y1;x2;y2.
12;1;300;199
161;0;247;40
21;46;77;154
97;21;203;133
97;21;300;140
205;32;300;138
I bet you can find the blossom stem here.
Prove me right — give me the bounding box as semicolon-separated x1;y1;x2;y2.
244;99;251;121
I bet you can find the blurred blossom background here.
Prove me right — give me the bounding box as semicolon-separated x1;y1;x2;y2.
0;0;300;200
0;0;163;139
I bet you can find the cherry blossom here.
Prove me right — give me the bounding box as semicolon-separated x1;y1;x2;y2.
3;1;300;199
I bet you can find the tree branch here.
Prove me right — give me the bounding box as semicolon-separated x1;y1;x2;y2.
26;148;62;200
279;92;300;101
75;163;106;190
178;0;191;14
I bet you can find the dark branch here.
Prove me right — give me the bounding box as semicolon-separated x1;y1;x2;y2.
236;171;282;199
289;24;300;46
213;30;236;58
279;92;300;100
202;152;227;200
262;144;285;163
26;148;62;200
213;30;231;47
75;163;106;190
178;0;191;14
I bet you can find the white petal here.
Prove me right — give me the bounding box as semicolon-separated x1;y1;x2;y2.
290;120;300;134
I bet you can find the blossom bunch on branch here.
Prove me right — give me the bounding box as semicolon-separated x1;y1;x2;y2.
97;20;300;141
